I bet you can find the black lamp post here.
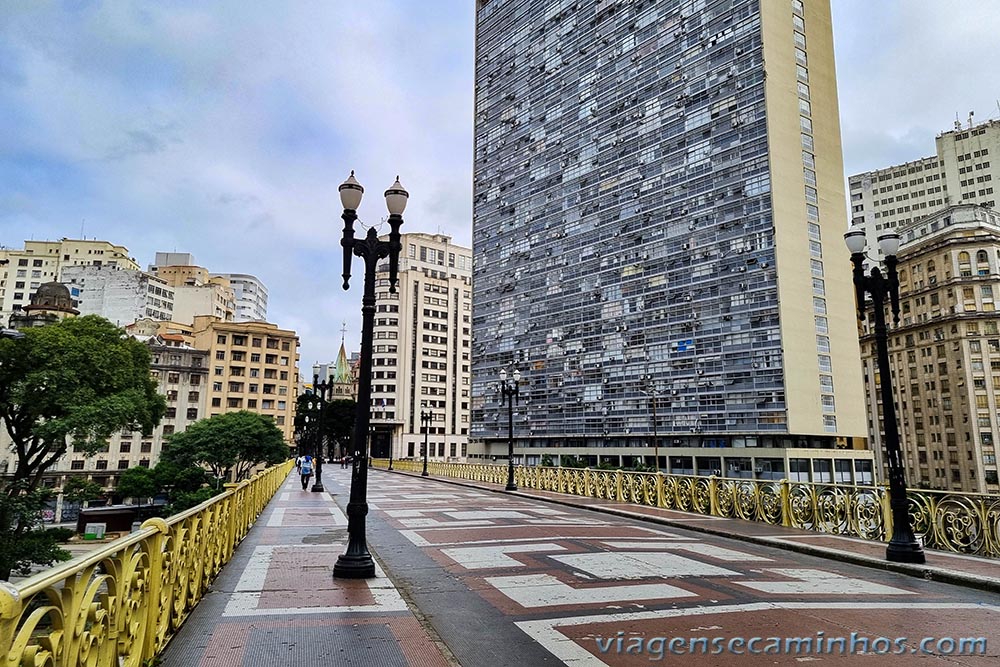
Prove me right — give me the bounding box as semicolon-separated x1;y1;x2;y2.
499;367;520;491
311;365;331;493
333;171;407;579
387;431;394;471
640;374;663;471
420;410;432;477
844;228;925;564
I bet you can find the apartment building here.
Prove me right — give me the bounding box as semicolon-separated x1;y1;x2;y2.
192;316;300;444
216;273;268;322
860;205;1000;493
368;233;473;463
157;264;235;323
470;0;871;480
62;265;174;326
849;118;1000;261
0;238;138;324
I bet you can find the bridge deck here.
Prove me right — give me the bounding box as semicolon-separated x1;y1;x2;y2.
161;468;1000;666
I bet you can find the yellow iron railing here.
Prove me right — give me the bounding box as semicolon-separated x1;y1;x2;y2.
1;459;294;667
375;460;1000;559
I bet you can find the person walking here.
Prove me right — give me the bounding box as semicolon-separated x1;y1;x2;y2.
295;455;303;473
300;455;314;490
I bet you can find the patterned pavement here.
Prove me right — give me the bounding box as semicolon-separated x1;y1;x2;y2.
161;469;1000;665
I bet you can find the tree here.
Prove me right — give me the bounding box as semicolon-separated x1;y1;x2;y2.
161;411;288;483
62;477;104;506
0;316;166;579
323;399;355;458
115;467;159;503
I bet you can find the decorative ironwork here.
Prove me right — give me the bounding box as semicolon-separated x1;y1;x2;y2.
371;460;1000;559
1;460;294;666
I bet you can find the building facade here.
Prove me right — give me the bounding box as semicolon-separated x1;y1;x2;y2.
0;238;138;325
62;265;174;326
859;205;1000;493
216;273;268;322
368;233;473;463
470;0;870;481
157;265;235;324
849;118;1000;261
192;316;300;444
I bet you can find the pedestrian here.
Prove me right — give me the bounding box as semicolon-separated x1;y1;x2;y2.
341;454;349;469
300;455;313;490
295;455;303;473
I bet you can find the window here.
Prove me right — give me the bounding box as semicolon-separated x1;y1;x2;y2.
187;408;198;419
217;335;227;344
70;460;85;470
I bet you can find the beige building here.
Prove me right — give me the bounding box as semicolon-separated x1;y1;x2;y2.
192;316;300;444
369;233;472;463
157;265;235;323
860;205;1000;493
0;238;138;325
849;118;1000;262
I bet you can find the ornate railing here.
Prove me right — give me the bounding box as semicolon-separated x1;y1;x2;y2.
1;459;294;666
375;460;1000;559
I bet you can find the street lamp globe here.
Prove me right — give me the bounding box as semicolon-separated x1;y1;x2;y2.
384;177;409;215
339;171;364;210
877;232;901;257
844;228;867;255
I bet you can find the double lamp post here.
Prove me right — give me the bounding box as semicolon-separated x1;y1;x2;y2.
308;366;330;493
420;409;433;477
333;171;408;579
844;228;925;564
498;368;520;491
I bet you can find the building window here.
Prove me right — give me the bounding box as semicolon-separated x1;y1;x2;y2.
217;335;227;344
71;460;85;470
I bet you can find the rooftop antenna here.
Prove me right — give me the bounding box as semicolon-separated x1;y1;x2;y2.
80;219;85;239
969;110;975;129
954;112;962;131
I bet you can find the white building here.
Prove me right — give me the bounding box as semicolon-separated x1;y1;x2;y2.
216;273;268;322
368;233;472;463
849;117;1000;261
62;265;174;326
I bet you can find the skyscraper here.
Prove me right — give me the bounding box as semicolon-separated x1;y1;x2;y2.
471;0;870;479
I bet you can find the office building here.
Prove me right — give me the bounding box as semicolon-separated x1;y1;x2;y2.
849;117;1000;261
861;205;1000;493
471;0;871;480
369;233;473;463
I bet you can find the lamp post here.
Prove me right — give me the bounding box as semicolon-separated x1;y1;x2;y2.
498;367;520;491
387;431;394;470
333;171;407;579
311;365;331;493
844;228;925;564
420;410;432;477
639;374;663;470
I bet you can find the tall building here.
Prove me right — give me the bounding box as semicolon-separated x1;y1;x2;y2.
471;0;871;480
216;273;268;322
62;265;174;326
192;316;300;444
860;205;1000;493
0;238;138;324
368;233;473;463
849;117;1000;261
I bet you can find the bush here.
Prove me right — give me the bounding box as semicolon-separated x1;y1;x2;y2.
45;527;76;542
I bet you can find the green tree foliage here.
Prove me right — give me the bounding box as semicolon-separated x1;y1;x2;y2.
116;461;213;512
61;477;104;505
161;411;288;483
0;316;165;579
115;467;159;503
323;399;355;457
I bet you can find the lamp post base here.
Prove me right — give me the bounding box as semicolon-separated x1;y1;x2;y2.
333;553;376;579
421;470;429;477
505;482;518;491
311;482;325;492
886;540;926;564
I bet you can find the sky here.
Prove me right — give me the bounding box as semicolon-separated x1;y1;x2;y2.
2;1;999;370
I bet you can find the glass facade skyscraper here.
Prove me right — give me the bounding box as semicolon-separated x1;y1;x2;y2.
471;0;869;474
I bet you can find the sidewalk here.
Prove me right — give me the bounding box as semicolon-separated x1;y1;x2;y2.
159;469;454;667
382;467;1000;594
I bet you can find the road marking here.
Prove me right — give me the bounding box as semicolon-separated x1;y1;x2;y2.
552;551;740;579
486;573;695;608
736;568;916;595
601;542;772;561
442;543;567;569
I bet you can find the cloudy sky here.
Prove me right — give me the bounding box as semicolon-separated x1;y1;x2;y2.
2;1;999;370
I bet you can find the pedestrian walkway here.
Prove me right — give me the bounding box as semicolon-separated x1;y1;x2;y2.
399;468;1000;593
162;467;1000;666
159;470;453;667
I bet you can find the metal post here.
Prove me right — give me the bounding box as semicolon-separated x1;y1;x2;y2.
311;373;326;493
334;174;407;579
848;239;925;564
500;370;519;491
421;410;430;476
